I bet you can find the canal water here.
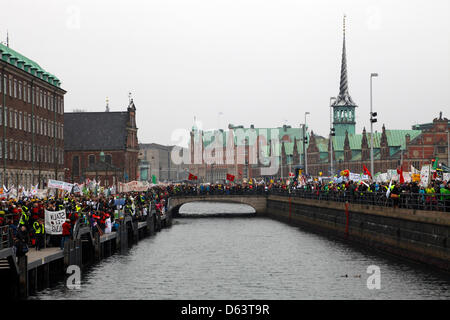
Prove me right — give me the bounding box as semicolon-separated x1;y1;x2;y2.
33;202;450;300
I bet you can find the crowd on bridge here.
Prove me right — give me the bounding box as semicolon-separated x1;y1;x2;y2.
1;177;449;257
164;178;450;212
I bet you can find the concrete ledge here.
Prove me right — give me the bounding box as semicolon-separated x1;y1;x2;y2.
27;248;64;270
268;195;450;227
138;221;147;229
100;232;117;243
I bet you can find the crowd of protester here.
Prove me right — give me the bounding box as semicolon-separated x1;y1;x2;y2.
164;178;450;212
0;188;171;256
0;178;449;256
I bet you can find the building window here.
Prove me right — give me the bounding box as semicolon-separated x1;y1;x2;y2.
4;107;6;127
73;155;80;176
19;112;22;130
13;79;17;98
105;154;112;164
438;146;446;154
28;115;31;133
4;140;7;160
11;140;14;160
0;106;2;125
23;81;26;102
18;81;22;99
89;154;95;166
19;142;22;161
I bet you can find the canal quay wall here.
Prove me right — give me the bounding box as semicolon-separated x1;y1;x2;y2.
265;195;450;272
0;208;173;300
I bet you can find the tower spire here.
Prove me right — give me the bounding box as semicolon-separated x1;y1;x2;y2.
105;97;110;112
332;15;357;137
334;14;356;106
339;14;348;97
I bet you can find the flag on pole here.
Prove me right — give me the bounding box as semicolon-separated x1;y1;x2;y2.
363;165;372;179
397;167;405;184
386;179;393;198
188;173;198;181
226;173;235;182
432;157;438;170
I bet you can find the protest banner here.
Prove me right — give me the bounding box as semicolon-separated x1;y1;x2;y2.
44;209;66;235
48;179;74;192
443;173;450;182
420;165;430;187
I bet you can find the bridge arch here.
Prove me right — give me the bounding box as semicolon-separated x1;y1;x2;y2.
168;195;267;217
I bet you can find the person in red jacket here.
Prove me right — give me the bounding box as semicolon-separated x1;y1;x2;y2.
60;219;71;250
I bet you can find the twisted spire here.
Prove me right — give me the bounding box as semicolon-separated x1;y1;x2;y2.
334;14;356;107
339;15;348;96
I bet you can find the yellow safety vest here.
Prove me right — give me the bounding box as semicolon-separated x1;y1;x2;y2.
33;221;44;234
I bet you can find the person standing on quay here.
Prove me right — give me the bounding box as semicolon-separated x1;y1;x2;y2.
33;218;45;251
60;219;71;250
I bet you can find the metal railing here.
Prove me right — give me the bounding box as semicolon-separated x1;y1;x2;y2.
0;225;12;249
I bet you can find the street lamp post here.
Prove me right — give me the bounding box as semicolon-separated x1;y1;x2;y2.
370;73;378;177
329;97;336;176
304;112;310;175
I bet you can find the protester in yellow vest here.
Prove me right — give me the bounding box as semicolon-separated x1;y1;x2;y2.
33;219;45;251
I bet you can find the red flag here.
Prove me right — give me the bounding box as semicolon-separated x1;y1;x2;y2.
188;173;198;181
226;174;235;182
363;165;372;178
396;168;404;184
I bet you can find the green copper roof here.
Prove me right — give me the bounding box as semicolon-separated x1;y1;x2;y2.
0;43;61;88
199;126;308;157
332;129;421;151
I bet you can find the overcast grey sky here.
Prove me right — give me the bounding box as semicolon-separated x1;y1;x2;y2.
1;0;449;147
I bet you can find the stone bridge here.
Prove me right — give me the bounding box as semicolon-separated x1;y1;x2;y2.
167;195;267;216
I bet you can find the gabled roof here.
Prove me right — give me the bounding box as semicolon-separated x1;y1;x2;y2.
64;112;129;151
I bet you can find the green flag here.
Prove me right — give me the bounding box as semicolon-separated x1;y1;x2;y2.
152;175;157;184
432;157;439;170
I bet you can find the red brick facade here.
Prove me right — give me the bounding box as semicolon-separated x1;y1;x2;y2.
64;101;139;186
0;50;66;188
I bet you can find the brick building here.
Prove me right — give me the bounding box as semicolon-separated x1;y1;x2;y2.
64;99;139;186
305;18;449;177
0;43;66;188
188;124;307;183
189;17;449;180
405;113;449;169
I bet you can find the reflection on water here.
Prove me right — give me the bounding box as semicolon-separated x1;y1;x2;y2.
33;202;450;300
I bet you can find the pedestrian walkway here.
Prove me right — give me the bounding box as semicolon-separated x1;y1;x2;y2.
27;247;63;270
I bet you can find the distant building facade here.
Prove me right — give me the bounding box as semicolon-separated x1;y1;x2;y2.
188;124;307;183
64;99;139;185
139;143;189;183
189;17;450;180
0;43;66;188
305;18;449;176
